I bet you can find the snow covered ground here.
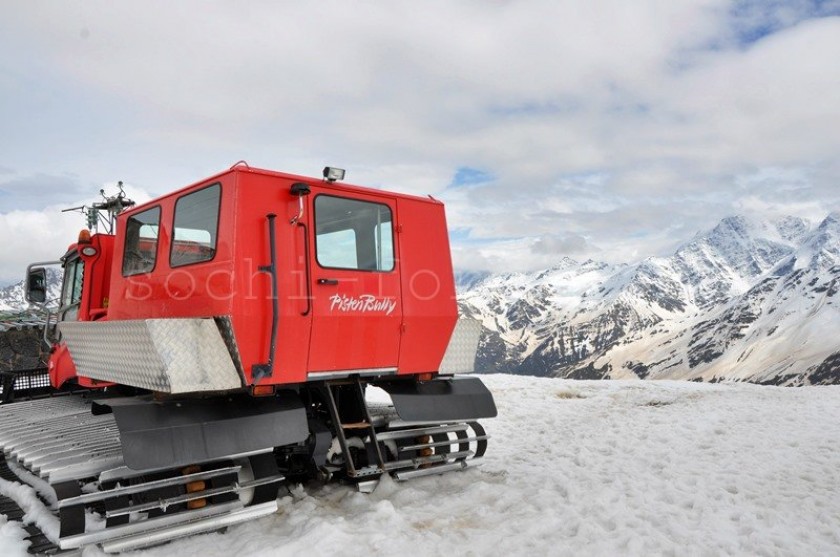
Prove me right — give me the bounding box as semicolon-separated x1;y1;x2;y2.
3;374;840;556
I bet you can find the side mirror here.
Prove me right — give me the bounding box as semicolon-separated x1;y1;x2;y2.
26;267;48;304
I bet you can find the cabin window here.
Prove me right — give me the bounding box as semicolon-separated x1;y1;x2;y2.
122;206;161;276
170;183;221;267
60;256;84;320
315;195;394;272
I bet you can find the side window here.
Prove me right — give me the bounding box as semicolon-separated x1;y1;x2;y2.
170;183;221;268
315;195;395;272
122;207;161;276
61;257;84;308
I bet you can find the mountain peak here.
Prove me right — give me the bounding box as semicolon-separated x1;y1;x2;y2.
793;212;840;270
818;212;840;231
716;215;751;234
459;212;840;385
774;216;810;243
707;214;783;245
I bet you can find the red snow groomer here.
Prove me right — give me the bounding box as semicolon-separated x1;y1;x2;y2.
2;164;495;552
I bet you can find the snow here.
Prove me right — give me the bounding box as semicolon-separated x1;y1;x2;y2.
0;515;29;557
0;475;60;542
2;374;840;556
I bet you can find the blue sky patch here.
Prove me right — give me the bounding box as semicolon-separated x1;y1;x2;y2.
730;0;840;47
449;167;494;188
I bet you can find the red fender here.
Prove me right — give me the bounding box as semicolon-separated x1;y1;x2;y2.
49;343;114;389
48;343;77;389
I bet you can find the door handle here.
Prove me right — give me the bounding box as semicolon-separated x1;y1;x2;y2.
317;278;339;285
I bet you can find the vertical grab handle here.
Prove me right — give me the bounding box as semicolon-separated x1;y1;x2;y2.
253;213;278;381
298;222;312;316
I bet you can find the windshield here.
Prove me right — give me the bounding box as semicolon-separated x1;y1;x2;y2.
60;256;84;321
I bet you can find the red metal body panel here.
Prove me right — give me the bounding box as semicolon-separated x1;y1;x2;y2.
73;166;458;389
395;198;458;374
80;235;115;321
230;170;311;384
49;234;116;387
49;343;77;389
107;173;237;321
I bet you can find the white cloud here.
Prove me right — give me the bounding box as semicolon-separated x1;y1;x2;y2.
0;1;838;276
0;183;151;284
0;208;83;283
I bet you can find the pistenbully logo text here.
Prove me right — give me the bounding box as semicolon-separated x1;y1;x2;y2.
329;294;398;315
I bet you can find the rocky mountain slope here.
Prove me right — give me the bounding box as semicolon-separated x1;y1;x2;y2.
459;214;840;385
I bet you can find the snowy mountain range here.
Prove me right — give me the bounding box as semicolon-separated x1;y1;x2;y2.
459;214;840;385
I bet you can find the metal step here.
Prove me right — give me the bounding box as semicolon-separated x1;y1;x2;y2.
324;379;386;479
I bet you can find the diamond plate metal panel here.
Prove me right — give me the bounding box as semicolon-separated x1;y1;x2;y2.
439;318;482;374
59;319;242;393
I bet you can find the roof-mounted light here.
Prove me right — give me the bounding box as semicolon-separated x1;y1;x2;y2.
323;166;346;182
78;229;92;244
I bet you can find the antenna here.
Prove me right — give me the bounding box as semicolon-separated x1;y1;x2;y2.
62;181;136;234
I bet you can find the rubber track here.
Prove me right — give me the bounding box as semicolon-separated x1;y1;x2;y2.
0;454;63;555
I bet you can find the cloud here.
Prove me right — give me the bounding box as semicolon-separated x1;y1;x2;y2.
531;233;596;256
0;1;838;276
0;207;86;284
0;183;151;284
0;173;90;211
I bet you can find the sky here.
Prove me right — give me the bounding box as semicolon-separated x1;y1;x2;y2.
1;0;839;284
